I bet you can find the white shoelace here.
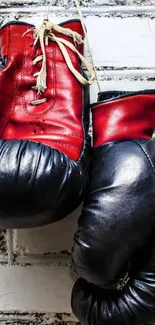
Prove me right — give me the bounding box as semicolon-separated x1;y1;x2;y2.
29;18;95;106
23;0;100;106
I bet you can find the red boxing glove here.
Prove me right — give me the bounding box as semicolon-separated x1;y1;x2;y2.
0;19;92;228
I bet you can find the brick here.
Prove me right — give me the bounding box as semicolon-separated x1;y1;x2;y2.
13;206;82;257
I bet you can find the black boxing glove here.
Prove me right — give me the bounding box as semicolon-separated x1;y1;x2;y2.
71;90;155;324
72;236;155;325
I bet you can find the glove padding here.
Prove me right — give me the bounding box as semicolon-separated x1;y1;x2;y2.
71;90;155;324
0;138;90;228
72;236;155;325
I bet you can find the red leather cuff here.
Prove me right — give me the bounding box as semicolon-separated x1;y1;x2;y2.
92;94;155;147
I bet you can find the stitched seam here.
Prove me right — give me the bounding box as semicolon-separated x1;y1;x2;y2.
52;43;57;109
22;32;37;116
65;133;83;139
0;26;18;137
42;133;82;139
133;140;155;176
0;60;18;137
78;66;90;162
44;133;82;139
45;139;79;151
21;29;26;116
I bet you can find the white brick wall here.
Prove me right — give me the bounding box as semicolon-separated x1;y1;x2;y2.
0;0;155;323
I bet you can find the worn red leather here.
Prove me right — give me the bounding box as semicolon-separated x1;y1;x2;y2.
92;93;155;147
0;20;84;160
0;20;91;228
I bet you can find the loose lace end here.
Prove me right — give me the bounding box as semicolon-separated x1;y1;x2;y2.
31;18;95;98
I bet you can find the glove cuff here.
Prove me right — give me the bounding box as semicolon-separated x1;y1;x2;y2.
92;90;155;147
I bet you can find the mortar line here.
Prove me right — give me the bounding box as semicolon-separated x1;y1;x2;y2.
6;229;13;266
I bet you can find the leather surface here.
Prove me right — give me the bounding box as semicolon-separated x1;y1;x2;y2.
0;137;90;228
72;139;155;286
72;236;155;325
71;91;155;324
0;20;91;228
0;20;85;161
92;92;155;147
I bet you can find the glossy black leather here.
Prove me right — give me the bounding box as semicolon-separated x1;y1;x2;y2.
72;236;155;325
72;138;155;325
97;89;155;103
71;91;155;324
0;136;90;228
72;139;155;286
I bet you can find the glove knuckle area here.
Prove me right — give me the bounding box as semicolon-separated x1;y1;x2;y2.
72;237;155;325
0;139;86;228
72;140;155;286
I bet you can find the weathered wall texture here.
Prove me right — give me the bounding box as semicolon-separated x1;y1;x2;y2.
0;0;155;323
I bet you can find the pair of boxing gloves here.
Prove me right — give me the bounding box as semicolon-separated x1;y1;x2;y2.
0;18;155;324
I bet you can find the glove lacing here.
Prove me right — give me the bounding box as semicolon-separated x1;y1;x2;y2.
24;19;95;106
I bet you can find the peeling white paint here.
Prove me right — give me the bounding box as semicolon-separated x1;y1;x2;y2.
1;0;155;6
0;311;77;324
0;5;155;18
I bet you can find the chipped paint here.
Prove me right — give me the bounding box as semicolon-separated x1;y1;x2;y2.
0;0;155;6
0;312;79;324
0;2;155;18
0;229;7;255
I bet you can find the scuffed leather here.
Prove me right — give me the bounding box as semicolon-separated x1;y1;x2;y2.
0;20;91;228
0;20;85;161
71;91;155;325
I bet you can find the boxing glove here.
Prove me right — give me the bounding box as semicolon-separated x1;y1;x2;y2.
71;90;155;324
0;19;94;228
72;235;155;325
